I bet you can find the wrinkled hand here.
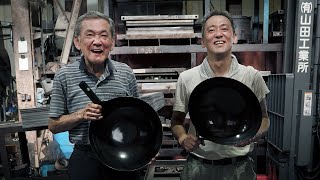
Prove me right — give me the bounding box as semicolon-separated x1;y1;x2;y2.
234;133;264;147
234;138;252;147
179;134;201;152
79;103;103;121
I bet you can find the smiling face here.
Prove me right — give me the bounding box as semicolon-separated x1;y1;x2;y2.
73;18;115;66
201;15;238;58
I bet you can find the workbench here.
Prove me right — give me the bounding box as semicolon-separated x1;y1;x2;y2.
0;121;47;180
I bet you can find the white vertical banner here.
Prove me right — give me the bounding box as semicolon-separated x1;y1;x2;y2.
303;92;312;116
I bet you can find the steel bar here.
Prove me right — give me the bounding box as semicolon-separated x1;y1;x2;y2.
122;33;196;40
121;15;198;21
133;68;186;73
127;27;194;31
117;32;201;40
126;20;195;27
111;43;283;55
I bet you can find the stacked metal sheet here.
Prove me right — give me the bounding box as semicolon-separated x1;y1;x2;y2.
120;15;198;40
20;92;164;129
20;106;50;129
139;91;165;112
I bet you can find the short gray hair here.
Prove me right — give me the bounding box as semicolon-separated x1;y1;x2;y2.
74;11;115;39
201;10;235;37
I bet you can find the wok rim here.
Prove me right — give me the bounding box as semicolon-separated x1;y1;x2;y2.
89;96;163;171
188;77;262;145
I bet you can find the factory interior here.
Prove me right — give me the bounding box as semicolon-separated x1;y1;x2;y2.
0;0;320;179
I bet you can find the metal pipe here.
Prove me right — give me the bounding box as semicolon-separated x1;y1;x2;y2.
204;0;210;15
0;25;12;28
40;7;46;75
313;0;320;116
287;1;298;179
311;1;320;173
282;0;296;73
263;0;269;44
10;27;13;44
2;97;6;122
253;0;260;42
104;0;110;16
0;34;11;37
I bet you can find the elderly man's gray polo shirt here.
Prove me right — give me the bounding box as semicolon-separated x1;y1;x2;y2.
49;57;139;144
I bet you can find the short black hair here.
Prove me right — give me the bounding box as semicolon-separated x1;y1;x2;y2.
201;10;235;37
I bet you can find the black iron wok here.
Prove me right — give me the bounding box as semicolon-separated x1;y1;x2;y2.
188;77;262;145
79;81;163;171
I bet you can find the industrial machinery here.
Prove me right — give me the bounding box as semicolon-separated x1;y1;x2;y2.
269;10;284;43
1;0;320;180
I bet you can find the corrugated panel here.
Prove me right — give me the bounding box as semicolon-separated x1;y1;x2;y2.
266;74;294;151
20;107;49;129
19;93;164;129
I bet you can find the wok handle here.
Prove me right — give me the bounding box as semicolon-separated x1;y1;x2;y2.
196;131;205;146
79;81;103;104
